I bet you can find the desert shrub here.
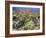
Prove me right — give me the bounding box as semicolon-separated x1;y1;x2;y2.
24;20;35;30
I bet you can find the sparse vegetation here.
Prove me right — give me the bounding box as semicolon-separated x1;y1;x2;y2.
13;9;40;30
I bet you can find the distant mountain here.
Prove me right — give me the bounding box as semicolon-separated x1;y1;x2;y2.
13;9;40;17
13;7;40;14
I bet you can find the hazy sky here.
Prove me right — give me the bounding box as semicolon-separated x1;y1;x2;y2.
13;7;40;13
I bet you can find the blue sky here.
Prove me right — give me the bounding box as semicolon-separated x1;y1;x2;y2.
13;7;40;13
